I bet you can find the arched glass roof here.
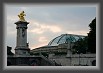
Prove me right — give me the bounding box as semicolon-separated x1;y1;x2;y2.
48;34;85;46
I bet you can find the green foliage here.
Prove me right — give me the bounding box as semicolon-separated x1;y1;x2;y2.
88;18;96;53
72;18;96;54
72;37;88;54
7;46;14;55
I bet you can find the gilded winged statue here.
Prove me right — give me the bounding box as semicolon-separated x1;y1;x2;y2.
18;11;26;21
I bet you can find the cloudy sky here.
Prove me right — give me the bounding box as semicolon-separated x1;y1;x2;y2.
4;4;96;52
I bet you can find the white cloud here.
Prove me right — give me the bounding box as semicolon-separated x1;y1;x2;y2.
67;30;88;36
38;36;48;43
28;20;62;34
7;31;16;35
29;28;44;34
30;43;47;49
30;36;49;49
7;15;18;22
20;7;27;10
49;26;62;33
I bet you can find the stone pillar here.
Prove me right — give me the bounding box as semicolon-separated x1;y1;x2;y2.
66;42;72;57
15;21;30;56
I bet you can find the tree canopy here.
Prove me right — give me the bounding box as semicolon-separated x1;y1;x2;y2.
7;46;14;55
88;18;96;53
72;37;88;54
72;18;96;54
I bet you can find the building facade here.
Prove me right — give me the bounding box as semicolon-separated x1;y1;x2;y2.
31;34;96;66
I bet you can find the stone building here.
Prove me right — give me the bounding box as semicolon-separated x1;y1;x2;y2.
31;34;96;66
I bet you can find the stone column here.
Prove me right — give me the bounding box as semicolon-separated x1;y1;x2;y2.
15;21;30;56
66;42;72;57
66;42;72;66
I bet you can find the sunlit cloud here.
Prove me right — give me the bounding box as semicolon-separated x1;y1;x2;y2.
67;30;89;36
45;25;62;33
28;20;62;34
30;39;49;49
30;42;48;49
29;28;44;34
38;36;48;43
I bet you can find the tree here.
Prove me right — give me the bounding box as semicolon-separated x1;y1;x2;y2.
71;18;96;54
88;18;96;53
7;46;14;55
72;37;88;54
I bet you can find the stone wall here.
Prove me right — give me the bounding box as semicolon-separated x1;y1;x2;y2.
49;54;96;66
7;55;56;66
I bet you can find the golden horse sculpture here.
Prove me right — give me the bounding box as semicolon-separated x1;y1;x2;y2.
18;11;26;21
